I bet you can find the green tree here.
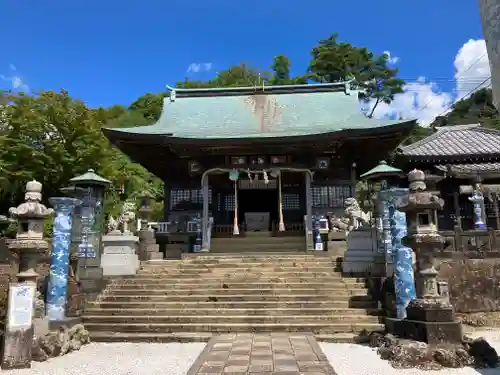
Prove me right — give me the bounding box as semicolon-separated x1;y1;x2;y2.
359;54;405;118
307;33;405;115
430;88;499;129
269;55;307;85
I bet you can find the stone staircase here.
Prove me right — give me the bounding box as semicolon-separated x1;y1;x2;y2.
210;231;306;253
83;252;383;343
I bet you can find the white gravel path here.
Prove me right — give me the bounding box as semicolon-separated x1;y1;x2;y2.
3;342;205;375
320;330;500;375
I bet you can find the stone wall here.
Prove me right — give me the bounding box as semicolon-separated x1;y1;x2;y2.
437;254;500;313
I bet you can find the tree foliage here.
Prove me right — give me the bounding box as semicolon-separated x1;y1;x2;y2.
429;88;499;129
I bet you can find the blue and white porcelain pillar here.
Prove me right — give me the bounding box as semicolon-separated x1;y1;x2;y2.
469;187;487;230
46;197;81;321
378;180;393;258
388;188;416;319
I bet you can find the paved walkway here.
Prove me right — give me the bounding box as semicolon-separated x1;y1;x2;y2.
186;333;336;375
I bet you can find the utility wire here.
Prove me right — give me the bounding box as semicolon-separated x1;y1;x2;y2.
413;52;489;117
432;76;492;120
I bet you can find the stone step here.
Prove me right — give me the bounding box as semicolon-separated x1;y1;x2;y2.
180;254;334;260
108;281;368;289
114;276;365;284
211;237;306;244
138;266;339;274
103;288;369;296
83;307;381;316
210;247;307;253
88;300;379;309
83;315;381;324
135;270;342;280
88;331;362;344
83;322;385;334
97;294;374;303
141;261;336;269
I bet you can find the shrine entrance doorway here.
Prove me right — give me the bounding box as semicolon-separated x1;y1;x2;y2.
238;183;278;232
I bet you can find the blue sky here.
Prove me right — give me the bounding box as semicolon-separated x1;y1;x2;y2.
0;0;486;122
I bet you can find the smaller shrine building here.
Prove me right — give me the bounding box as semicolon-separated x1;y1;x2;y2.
400;124;500;230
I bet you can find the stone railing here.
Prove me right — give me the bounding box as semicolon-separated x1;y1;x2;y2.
437;228;500;256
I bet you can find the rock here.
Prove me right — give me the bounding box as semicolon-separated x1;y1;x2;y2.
468;337;499;368
368;332;385;348
31;337;49;362
456;348;475;367
30;324;91;362
68;323;90;345
38;332;63;357
57;327;71;355
432;348;462;368
370;332;477;370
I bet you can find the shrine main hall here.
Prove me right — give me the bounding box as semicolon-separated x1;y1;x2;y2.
102;82;416;250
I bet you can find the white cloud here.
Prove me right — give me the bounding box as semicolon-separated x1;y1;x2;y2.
383;50;399;64
0;64;29;92
454;39;491;98
187;62;213;74
371;39;491;126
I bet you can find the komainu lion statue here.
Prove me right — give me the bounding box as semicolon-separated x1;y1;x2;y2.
106;201;136;234
343;197;371;230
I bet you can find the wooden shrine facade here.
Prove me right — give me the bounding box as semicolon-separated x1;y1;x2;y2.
163;154;357;236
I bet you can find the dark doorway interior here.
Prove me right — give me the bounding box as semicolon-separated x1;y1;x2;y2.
238;188;278;231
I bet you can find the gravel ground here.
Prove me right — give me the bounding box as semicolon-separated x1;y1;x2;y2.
4;342;206;375
320;330;500;375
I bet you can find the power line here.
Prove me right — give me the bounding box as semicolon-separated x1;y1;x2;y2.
412;52;489;117
432;76;492;120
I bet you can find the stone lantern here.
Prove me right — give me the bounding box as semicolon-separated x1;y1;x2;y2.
401;169;444;299
63;169;111;310
398;169;462;344
8;180;54;316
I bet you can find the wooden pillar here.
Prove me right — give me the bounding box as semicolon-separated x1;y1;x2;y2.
305;171;313;251
163;179;171;221
201;174;210;250
493;194;500;230
453;189;462;230
350;162;357;198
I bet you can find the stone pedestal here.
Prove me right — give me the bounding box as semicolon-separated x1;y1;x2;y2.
100;234;139;276
0;282;36;370
342;228;385;275
386;299;463;345
77;266;106;302
138;229;162;261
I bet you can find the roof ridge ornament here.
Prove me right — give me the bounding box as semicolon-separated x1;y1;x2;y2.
170;89;176;102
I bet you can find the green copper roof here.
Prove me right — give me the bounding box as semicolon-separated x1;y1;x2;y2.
360;160;404;179
104;83;414;140
69;169;111;187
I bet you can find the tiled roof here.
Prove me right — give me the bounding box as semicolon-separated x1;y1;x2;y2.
435;162;500;175
104;83;414;140
401;124;500;158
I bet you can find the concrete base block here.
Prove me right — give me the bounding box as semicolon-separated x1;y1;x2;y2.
101;234;139;276
342;228;381;275
101;254;139;276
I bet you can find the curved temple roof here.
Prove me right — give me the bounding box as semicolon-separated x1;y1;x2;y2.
400;124;500;159
103;82;415;142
